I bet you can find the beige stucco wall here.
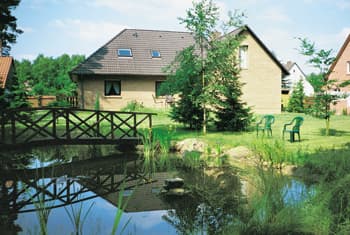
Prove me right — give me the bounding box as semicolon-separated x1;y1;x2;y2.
328;40;350;92
77;75;167;110
239;33;282;114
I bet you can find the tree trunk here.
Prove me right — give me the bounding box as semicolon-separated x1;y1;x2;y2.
201;39;206;134
325;116;330;136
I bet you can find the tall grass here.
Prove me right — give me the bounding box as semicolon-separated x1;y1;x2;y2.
111;182;133;235
227;168;330;235
64;201;95;235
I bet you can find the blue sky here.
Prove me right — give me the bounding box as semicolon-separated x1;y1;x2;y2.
11;0;350;73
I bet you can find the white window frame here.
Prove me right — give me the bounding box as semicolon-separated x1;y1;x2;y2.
117;48;132;57
239;45;248;69
347;61;350;74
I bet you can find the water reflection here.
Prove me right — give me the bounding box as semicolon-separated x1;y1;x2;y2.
0;145;312;235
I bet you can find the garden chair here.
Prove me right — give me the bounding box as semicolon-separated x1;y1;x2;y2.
282;116;304;142
256;115;275;136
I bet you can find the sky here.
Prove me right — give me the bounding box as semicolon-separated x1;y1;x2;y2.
11;0;350;74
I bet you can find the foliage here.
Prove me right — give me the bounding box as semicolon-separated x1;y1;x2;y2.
46;99;71;108
0;72;28;110
298;38;337;136
207;30;252;131
163;46;204;129
15;54;85;96
0;0;23;55
94;93;100;110
163;0;250;132
120;100;144;112
287;79;305;113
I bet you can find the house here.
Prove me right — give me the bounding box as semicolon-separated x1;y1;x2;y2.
281;61;314;109
0;56;15;90
70;26;288;113
327;33;350;114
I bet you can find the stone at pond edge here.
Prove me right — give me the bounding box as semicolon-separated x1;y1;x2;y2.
224;146;253;162
174;138;206;154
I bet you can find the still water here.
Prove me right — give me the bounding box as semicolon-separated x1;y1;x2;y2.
0;145;310;235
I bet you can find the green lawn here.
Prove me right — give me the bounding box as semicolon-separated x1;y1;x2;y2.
151;110;350;153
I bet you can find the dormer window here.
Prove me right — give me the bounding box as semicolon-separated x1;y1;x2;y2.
117;48;132;57
151;50;161;58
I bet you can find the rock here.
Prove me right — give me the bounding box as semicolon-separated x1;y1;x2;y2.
164;177;184;189
174;138;206;154
224;146;253;160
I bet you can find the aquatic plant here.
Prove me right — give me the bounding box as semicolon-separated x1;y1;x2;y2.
111;182;133;235
64;201;95;235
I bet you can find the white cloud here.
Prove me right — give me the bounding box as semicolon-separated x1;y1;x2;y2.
336;0;350;9
15;54;37;61
91;0;229;29
52;19;127;43
260;6;291;23
20;27;34;33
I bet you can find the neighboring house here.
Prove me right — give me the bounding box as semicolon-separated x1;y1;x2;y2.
281;61;314;109
0;56;15;90
70;26;288;113
328;33;350;114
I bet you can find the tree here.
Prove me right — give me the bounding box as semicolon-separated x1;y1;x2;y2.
287;79;305;113
16;54;85;97
206;26;252;131
0;0;22;56
299;38;336;135
163;46;203;129
164;0;251;131
179;0;219;134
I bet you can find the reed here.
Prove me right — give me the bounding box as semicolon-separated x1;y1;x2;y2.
64;201;95;235
111;182;133;235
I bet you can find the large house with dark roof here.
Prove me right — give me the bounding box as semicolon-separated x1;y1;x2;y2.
70;26;288;113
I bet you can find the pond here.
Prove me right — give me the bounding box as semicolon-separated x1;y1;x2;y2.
0;145;313;235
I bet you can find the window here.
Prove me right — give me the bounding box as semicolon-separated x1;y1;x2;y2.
151;50;161;58
105;80;121;96
239;45;248;69
117;48;132;57
347;61;350;74
155;81;165;97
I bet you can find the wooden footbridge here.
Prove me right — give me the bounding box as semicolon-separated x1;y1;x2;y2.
0;107;156;148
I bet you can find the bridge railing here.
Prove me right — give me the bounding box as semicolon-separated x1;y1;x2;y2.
0;107;156;146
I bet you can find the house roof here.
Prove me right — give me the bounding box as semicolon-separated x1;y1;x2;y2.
229;25;289;76
71;26;289;77
283;61;307;78
71;29;195;76
0;56;14;88
328;33;350;76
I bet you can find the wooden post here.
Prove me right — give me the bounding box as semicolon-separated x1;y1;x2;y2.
96;111;100;137
66;109;71;140
133;113;137;137
52;109;57;139
149;114;152;128
111;113;114;139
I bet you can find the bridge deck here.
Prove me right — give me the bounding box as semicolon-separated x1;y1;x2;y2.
0;107;155;149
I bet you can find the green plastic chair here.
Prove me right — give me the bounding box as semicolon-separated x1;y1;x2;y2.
256;115;275;136
282;116;304;142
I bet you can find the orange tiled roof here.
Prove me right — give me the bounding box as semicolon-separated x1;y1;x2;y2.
0;56;14;88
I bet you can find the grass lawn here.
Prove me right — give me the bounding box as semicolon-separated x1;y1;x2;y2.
151;109;350;153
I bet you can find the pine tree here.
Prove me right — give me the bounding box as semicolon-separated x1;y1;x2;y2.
0;0;23;56
287;79;305;113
